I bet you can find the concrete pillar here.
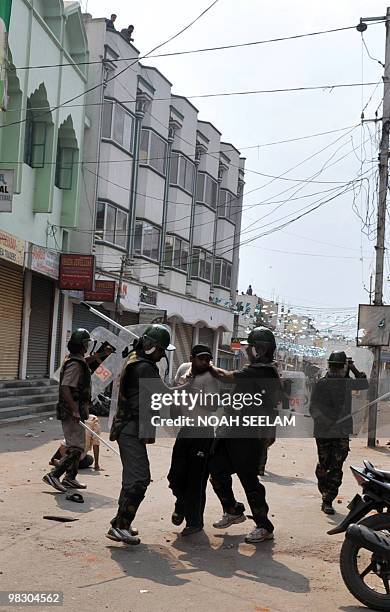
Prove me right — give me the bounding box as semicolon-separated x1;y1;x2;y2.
49;287;60;377
213;328;220;365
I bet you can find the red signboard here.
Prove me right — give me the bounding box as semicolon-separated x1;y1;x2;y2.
84;280;116;302
59;254;95;290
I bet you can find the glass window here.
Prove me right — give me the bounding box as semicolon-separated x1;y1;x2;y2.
116;210;127;248
105;204;116;244
165;235;174;267
139;130;149;163
173;237;181;268
113;105;125;145
170;153;179;184
150;132;167;174
214;259;221;285
184;160;194;193
134;222;143;253
181;241;189;271
123;112;133;151
192;248;200;277
205;253;212;280
226;262;232;287
25;119;47;168
102;101;113;139
196;173;205;202
95;201;105;239
179;158;186;188
206;176;217;209
55;147;74;190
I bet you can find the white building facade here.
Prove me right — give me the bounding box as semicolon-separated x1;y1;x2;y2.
69;15;245;375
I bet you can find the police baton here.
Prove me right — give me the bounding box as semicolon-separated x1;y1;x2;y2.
80;421;120;456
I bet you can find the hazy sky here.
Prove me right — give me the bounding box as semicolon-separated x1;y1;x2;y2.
85;0;388;328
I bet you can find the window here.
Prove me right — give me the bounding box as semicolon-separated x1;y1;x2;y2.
170;152;195;194
95;201;128;249
55;146;75;189
102;99;133;152
164;234;189;272
214;258;232;289
218;189;237;221
140;129;167;175
191;247;212;281
196;172;217;209
134;220;161;261
24;103;47;168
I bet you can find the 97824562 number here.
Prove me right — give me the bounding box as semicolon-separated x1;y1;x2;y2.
0;592;63;606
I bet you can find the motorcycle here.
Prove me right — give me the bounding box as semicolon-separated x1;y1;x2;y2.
328;460;390;610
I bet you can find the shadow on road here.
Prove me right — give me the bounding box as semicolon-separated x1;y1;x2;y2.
263;471;315;486
105;530;310;593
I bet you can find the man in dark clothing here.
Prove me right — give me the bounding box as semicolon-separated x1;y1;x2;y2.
106;14;117;30
168;344;218;536
208;327;282;544
310;351;369;515
43;329;92;492
107;324;177;545
121;24;135;43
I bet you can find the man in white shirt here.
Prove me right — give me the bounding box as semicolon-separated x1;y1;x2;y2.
168;345;219;536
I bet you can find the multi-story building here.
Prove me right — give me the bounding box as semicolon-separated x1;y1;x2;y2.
69;15;245;375
0;0;87;380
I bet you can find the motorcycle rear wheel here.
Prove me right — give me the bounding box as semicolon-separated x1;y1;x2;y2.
340;513;390;611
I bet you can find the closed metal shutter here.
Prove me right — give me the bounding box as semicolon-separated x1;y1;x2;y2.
172;323;193;378
72;303;109;332
54;292;64;370
199;327;214;351
119;311;139;327
0;261;23;380
26;275;54;378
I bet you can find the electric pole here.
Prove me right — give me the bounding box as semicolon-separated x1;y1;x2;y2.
358;9;390;447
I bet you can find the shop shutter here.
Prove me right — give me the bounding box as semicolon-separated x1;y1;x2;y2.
54;292;64;370
26;275;54;378
0;261;24;380
119;311;139;327
72;303;109;332
199;327;214;351
172;322;193;379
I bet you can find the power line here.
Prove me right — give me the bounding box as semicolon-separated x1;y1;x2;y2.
10;23;382;71
0;0;220;130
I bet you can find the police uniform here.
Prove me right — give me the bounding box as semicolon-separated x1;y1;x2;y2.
209;361;281;533
310;366;369;503
50;355;91;481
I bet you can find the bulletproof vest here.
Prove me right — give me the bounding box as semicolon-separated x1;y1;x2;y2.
56;355;92;422
110;354;159;441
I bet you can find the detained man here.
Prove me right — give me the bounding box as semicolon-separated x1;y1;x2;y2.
167;345;219;536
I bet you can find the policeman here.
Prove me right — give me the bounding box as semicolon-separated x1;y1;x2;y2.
43;329;92;492
107;324;176;545
208;327;281;544
310;351;369;514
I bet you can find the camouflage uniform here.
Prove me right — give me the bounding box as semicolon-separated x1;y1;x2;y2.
310;371;368;503
315;437;350;503
50;355;91;481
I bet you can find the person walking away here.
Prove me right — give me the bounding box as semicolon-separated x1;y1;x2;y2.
43;329;93;492
310;351;369;515
107;324;177;545
168;345;219;536
208;327;281;544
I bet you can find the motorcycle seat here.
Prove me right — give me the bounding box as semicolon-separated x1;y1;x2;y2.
364;460;390;481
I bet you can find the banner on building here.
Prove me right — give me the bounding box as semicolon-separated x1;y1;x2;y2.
29;244;59;279
0;228;24;266
84;280;116;302
139;307;167;325
59;254;95;290
0;0;12;111
0;169;13;212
